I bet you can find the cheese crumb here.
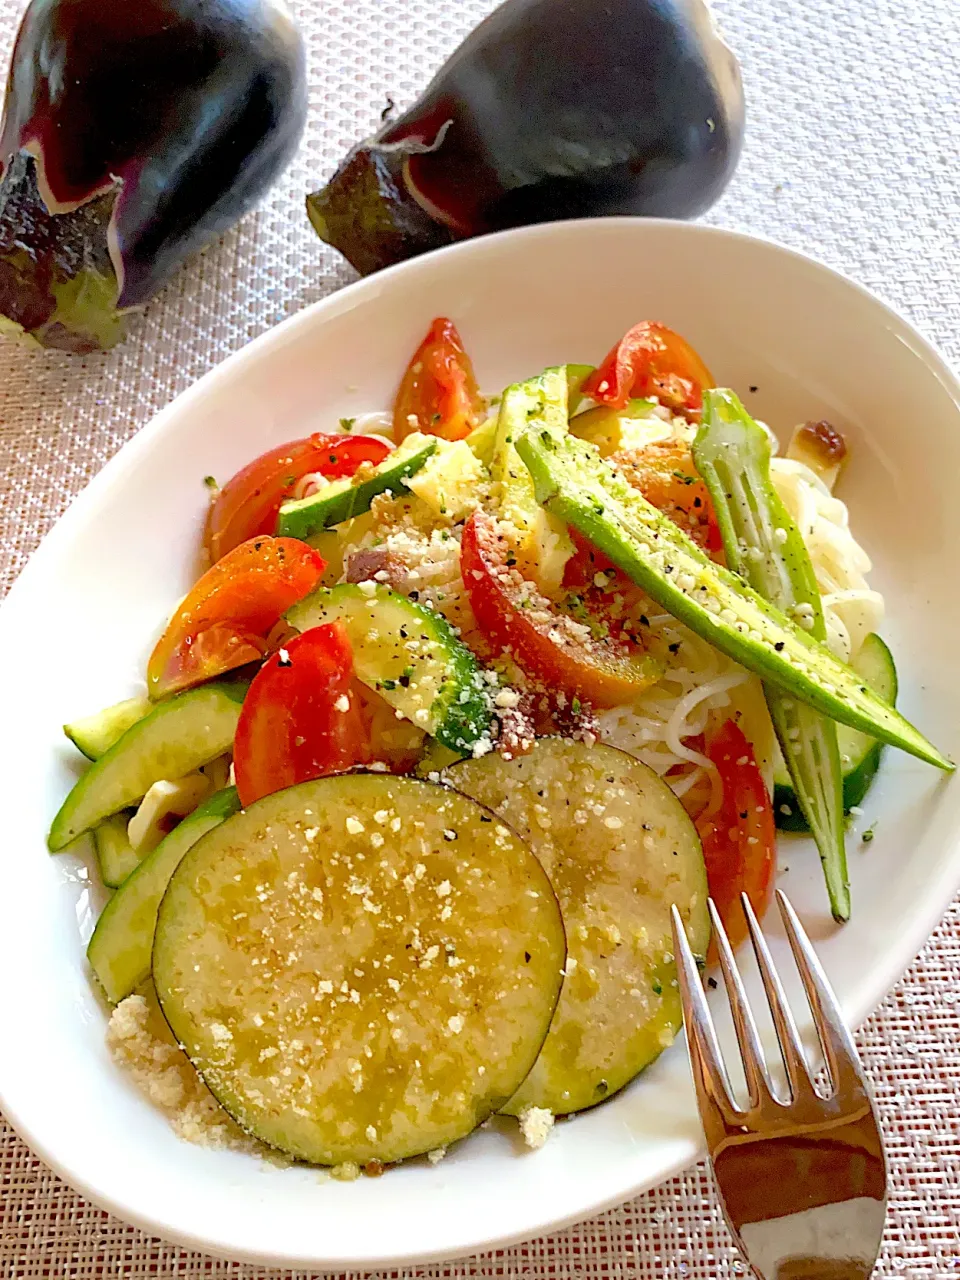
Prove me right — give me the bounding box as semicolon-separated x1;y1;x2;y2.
518;1106;555;1150
346;816;365;834
334;694;351;713
106;995;259;1154
427;1146;447;1165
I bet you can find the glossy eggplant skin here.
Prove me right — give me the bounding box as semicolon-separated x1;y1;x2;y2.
308;0;744;277
0;0;306;352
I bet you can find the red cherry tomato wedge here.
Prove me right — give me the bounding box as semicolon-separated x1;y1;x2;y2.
582;321;714;414
233;623;372;807
461;510;661;709
696;719;776;956
205;433;391;562
147;536;325;699
393;317;485;443
562;527;617;591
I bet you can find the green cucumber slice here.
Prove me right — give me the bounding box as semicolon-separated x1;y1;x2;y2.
277;434;437;539
49;683;245;851
515;428;950;771
446;739;709;1115
64;696;151;760
695;389;849;922
93;813;140;889
287;583;492;753
88;787;241;1004
775;633;897;831
153;773;565;1166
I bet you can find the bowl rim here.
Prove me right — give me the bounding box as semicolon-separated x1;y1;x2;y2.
3;215;960;1269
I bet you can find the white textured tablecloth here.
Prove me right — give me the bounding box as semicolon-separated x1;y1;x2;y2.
1;0;959;1274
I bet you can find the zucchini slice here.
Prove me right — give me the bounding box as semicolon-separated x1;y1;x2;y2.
93;813;140;889
287;583;492;754
153;774;565;1166
774;633;898;830
64;696;151;760
88;787;241;1004
446;738;710;1115
49;683;244;851
277;434;437;539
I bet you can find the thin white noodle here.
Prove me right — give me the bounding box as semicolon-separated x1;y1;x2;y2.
770;456;883;663
669;766;705;798
665;671;751;765
347;410;395;440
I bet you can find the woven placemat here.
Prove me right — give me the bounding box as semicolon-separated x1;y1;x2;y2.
1;0;959;1274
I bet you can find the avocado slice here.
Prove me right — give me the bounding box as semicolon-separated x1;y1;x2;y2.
464;415;498;467
570;398;665;457
515;427;951;771
277;433;437;539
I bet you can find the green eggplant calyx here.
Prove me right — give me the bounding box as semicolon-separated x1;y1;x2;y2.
0;152;126;353
306;144;453;276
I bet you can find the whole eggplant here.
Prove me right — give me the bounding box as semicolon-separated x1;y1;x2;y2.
0;0;306;353
307;0;744;276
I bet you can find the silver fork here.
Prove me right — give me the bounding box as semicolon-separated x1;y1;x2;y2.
671;890;888;1280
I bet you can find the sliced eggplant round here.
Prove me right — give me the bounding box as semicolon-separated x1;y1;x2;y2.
153;773;565;1166
447;738;710;1115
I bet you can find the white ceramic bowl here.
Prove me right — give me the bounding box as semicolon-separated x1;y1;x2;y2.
1;219;958;1270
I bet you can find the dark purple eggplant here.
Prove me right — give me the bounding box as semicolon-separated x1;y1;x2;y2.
0;0;306;353
307;0;744;277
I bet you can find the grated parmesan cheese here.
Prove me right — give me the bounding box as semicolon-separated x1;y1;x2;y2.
106;993;260;1155
517;1105;555;1150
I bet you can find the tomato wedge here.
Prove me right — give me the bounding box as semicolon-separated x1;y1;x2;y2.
147;537;325;699
611;441;724;558
582;321;714;414
461;511;662;709
205;434;391;562
233;623;371;806
393;317;485;443
696;719;776;954
562;528;617;591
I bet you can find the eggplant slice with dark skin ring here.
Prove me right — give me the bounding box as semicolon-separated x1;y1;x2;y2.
307;0;744;276
0;0;306;352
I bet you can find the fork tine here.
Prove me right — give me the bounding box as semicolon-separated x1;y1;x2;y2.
670;905;743;1124
707;899;770;1108
740;892;809;1101
775;890;861;1095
